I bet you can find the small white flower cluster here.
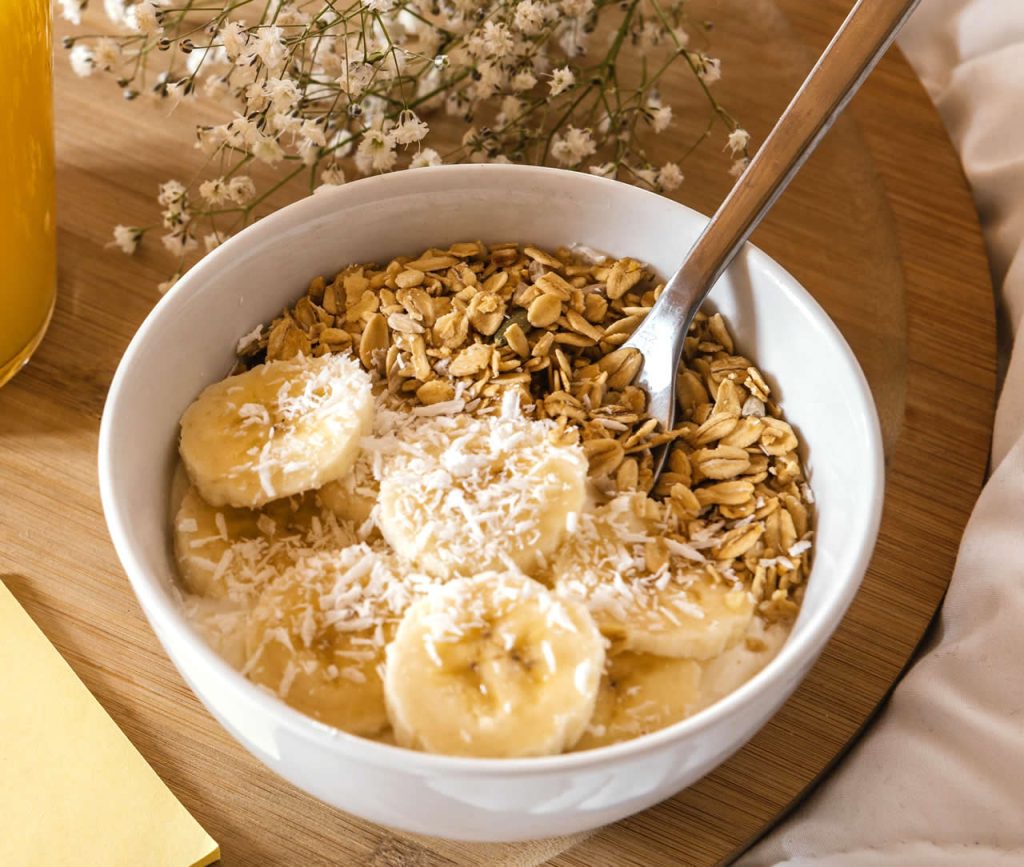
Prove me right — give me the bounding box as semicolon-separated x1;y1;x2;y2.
726;127;750;177
157;180;197;257
64;0;746;279
551;126;595;167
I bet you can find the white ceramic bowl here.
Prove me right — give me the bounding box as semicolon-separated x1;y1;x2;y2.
98;164;883;842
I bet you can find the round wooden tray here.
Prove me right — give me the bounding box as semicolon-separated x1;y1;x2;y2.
0;1;994;864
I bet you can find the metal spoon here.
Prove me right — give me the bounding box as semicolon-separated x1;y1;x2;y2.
625;0;920;478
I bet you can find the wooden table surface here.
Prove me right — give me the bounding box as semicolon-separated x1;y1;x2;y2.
0;0;996;864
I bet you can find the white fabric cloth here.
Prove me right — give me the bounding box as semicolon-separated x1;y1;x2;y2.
741;2;1024;864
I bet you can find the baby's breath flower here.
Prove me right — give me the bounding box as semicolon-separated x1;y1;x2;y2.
219;21;248;61
161;230;197;257
243;80;269;112
195;124;225;155
697;55;722;85
162;206;191;231
271;112;302;136
266;78;301;114
727;127;750;154
252;26;287;72
588;162;616;178
651;105;672;134
166;79;192;106
58;0;85;26
355;129;398;174
103;0;126;25
729;156;749;177
111;225;142;255
477;22;515;59
514;0;547;36
300;119;326;147
551;126;595;167
472;62;507;100
203;233;224;252
223;114;258;149
497;95;525;126
92;38;120;72
340;60;375;95
227;177;256;204
125;1;161;35
297;138;319;166
511;69;538;92
199;177;230;206
320;166;347;186
633;166;657;187
392;112;430;146
410;148;443;168
252;137;285;165
69;45;95;78
657;162;683;191
548;66;575;97
157;273;181;296
158;180;188;207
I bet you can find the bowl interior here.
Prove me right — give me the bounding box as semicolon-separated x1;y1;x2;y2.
100;164;882;767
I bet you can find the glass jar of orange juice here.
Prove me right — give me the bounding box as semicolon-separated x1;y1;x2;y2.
0;0;56;387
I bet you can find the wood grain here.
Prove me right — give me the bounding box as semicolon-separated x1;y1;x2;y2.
0;1;994;865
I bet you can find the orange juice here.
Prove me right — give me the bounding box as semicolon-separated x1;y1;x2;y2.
0;0;56;387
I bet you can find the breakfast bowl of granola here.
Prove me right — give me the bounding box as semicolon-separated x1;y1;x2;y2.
98;164;883;841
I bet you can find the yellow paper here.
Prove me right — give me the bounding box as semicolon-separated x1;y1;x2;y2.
0;581;219;867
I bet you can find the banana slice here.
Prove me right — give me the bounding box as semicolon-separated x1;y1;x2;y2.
573;652;702;751
179;353;373;509
375;415;587;578
384;572;605;757
181;595;249;669
244;545;427;736
173;485;358;602
317;450;378;527
695;619;789;713
553;495;755;659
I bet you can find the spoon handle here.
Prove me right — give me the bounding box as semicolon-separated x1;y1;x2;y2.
647;0;920;362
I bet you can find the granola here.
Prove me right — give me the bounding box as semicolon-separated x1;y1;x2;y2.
236;241;813;621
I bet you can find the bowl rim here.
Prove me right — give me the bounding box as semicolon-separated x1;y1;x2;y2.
98;163;885;776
